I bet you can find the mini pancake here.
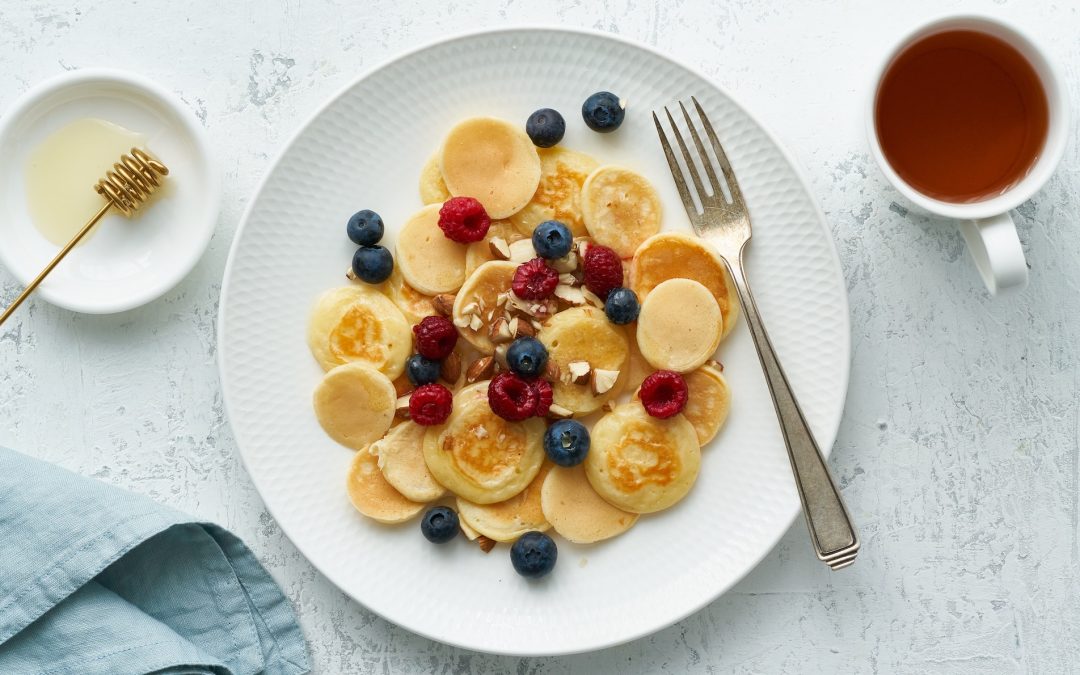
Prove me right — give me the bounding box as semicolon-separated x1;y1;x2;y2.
453;261;517;354
380;265;436;325
440;117;541;219
347;447;425;524
682;363;731;446
537;306;629;415
373;421;446;502
419;152;450;205
307;285;411;378
314;363;396;451
585;402;700;514
456;462;553;541
508;147;599;237
541;465;638;543
581;165;662;258
629;232;740;339
636;278;722;373
422;386;545;504
396;204;468;295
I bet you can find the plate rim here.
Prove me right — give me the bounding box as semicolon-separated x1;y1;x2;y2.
218;25;852;656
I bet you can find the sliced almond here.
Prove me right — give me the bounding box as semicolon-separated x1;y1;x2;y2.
488;236;511;260
568;360;592;385
591;368;619;395
508;239;535;264
514;320;535;338
452;315;472;329
581;287;605;308
476;535;497;553
494;343;510;370
554;284;587;306
544;360;560;382
460;301;480;317
395;394;412;419
530;319;544;331
507;316;519;338
465;356;495;383
346;266;358;281
551;252;579;274
707;359;725;372
468;314;483;332
488;317;513;343
547;403;573;419
432;294;456;316
558;272;579;287
440;351;461;383
495;292;510;307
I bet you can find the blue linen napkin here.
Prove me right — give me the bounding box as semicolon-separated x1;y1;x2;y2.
0;447;309;675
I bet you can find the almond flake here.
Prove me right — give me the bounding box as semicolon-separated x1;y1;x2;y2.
568;360;592;385
395;394;412;419
591;369;620;395
508;239;535;264
558;273;579;287
452;315;472;329
581;287;605;308
547;403;573;419
461;301;480;317
554;284;586;305
346;267;358;281
507;317;519;337
477;535;497;553
488;236;511;260
551;252;579;274
469;314;483;332
465;356;494;383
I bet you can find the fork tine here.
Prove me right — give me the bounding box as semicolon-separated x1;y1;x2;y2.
652;111;703;228
691;96;745;211
663;106;710;204
678;100;722;197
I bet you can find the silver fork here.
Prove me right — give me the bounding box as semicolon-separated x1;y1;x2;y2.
653;97;859;570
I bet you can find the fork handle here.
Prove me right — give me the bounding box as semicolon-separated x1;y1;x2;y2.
725;251;859;567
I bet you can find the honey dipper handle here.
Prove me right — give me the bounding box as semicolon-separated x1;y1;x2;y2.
0;202;112;327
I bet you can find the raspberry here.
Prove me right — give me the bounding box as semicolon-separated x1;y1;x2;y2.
410;383;453;425
413;316;458;360
438;197;491;243
530;378;553;417
582;244;624;300
487;372;539;421
512;258;559;300
639;370;689;419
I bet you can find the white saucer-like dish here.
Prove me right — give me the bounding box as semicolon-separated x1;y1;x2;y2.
0;69;219;315
220;28;851;655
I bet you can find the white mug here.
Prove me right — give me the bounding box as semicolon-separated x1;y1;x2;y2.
866;15;1068;295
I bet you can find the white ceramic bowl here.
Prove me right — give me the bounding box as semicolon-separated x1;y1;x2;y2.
0;69;219;315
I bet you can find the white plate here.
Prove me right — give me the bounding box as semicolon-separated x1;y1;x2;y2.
0;69;219;314
219;28;851;656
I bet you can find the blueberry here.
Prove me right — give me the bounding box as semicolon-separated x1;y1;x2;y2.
506;337;548;378
420;506;459;543
510;531;557;578
582;91;625;133
531;220;573;259
526;108;566;148
604;287;640;325
544;419;590;467
347;209;384;246
351;245;394;284
406;354;441;386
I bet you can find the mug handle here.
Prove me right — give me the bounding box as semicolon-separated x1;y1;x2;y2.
957;213;1028;295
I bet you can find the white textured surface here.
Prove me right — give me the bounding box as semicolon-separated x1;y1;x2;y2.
220;28;849;655
1;0;1078;671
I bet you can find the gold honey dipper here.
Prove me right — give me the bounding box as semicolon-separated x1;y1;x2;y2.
0;148;168;326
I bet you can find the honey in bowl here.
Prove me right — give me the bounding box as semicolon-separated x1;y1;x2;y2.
874;29;1049;204
24;118;146;246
